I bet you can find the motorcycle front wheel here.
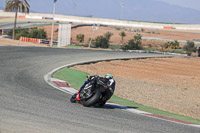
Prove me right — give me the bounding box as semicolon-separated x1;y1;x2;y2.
82;89;101;107
70;93;77;103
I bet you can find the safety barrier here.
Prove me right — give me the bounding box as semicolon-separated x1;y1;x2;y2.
18;16;26;18
19;37;39;43
163;26;175;29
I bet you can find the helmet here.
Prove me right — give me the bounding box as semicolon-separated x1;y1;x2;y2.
104;74;113;79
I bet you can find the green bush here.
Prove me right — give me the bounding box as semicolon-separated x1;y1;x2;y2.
121;34;143;50
29;29;47;39
183;41;197;56
163;42;169;49
94;35;109;48
163;40;180;49
94;32;113;48
76;34;84;43
8;27;29;39
8;27;47;40
104;32;113;41
170;40;179;49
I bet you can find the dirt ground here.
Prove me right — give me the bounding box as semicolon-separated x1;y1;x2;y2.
38;24;200;48
0;37;48;47
71;57;200;120
2;16;200;48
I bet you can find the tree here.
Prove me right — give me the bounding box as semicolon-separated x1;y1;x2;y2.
5;0;30;39
134;33;142;45
104;32;113;42
183;41;197;56
76;34;84;43
119;31;126;42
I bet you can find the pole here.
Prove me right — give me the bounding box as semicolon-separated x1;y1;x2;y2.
88;27;95;48
50;1;56;47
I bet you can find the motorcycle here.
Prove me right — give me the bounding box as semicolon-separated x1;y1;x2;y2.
70;76;110;107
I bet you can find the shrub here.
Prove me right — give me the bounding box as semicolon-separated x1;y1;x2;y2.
121;34;143;50
170;40;179;49
76;34;84;43
94;32;113;48
163;40;180;49
104;32;113;41
183;41;197;56
8;27;29;39
94;35;109;48
163;42;169;49
29;29;47;39
8;28;47;40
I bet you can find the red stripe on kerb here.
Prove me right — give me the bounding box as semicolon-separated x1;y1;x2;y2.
143;113;195;125
52;81;70;87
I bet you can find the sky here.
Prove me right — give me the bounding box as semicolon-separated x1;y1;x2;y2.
1;0;200;12
1;0;200;24
158;0;200;11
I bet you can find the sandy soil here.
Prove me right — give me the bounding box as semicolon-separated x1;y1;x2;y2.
71;57;200;120
37;25;200;48
0;37;48;47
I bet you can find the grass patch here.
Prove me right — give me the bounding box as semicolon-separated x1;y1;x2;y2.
144;47;185;54
53;67;200;125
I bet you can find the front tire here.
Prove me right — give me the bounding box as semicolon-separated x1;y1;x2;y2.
82;89;101;107
70;93;77;103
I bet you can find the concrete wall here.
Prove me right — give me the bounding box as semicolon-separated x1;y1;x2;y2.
1;10;200;30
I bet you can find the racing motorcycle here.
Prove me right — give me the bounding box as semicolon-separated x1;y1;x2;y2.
70;76;110;107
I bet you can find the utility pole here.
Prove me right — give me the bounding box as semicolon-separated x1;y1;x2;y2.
88;24;99;48
50;0;57;47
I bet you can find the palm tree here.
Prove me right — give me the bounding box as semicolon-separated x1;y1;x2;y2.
5;0;30;39
119;31;126;43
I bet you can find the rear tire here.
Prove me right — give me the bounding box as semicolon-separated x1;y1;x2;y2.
82;90;101;107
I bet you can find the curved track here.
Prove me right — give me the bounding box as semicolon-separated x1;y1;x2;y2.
0;46;199;133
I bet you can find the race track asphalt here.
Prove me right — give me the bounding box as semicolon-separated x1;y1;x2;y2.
0;46;199;133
